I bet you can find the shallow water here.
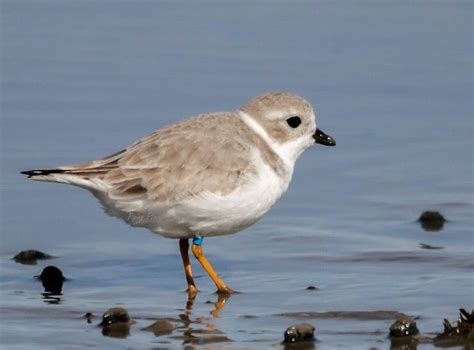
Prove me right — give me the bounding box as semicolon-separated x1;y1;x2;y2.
1;1;473;349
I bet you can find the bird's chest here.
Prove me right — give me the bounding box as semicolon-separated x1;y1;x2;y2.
199;160;293;234
150;159;293;237
238;163;291;217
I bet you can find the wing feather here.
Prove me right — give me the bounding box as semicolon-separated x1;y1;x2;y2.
69;113;257;203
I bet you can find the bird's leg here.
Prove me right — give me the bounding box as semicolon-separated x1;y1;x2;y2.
191;235;233;294
179;238;197;298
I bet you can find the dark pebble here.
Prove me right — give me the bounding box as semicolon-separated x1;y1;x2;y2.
389;318;422;350
13;250;52;265
418;211;446;232
142;319;174;336
100;307;131;326
38;266;64;283
84;312;94;324
38;266;64;295
389;317;419;337
100;307;132;338
283;323;315;343
306;286;319;291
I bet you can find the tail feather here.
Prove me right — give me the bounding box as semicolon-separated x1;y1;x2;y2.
21;150;123;189
21;167;108;191
21;169;65;178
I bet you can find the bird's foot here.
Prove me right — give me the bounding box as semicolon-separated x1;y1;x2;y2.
216;286;239;295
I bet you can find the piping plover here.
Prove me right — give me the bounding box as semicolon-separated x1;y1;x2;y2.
22;92;335;295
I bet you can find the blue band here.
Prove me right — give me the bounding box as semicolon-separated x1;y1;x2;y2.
192;235;204;246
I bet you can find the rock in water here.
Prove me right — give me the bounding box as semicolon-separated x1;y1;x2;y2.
84;312;94;324
37;266;64;295
142;319;174;336
389;317;420;337
100;307;132;338
13;250;52;265
283;323;315;343
389;317;422;349
306;286;319;291
434;309;474;347
100;307;131;326
418;211;446;232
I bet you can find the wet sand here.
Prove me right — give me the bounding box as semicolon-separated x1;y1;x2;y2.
1;229;472;349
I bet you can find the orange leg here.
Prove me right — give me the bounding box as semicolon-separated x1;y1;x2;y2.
191;236;233;294
179;239;197;297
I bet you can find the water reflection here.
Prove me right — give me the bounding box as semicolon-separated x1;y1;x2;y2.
142;293;233;345
207;293;231;318
283;342;316;350
42;292;62;305
390;338;418;350
184;292;232;318
184;293;231;344
101;322;131;338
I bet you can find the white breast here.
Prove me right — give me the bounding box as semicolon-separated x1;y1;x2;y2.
137;152;293;239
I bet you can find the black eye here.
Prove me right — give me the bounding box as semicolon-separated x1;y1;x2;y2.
286;116;301;128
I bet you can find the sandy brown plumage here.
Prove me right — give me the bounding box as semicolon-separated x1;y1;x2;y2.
30;112;286;204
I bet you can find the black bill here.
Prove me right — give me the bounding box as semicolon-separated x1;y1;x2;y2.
313;128;336;146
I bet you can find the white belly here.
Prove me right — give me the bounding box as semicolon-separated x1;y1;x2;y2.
108;159;292;239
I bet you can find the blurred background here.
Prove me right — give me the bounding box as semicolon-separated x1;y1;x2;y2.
1;1;472;349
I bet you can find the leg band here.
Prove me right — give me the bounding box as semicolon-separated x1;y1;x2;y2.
192;235;204;246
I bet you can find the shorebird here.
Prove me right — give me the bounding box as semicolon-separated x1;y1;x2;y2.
22;92;335;295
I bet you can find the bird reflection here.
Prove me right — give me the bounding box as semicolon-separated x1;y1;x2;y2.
99;291;233;343
209;293;231;318
184;292;231;318
167;292;233;345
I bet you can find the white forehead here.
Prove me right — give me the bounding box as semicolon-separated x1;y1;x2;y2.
261;106;314;121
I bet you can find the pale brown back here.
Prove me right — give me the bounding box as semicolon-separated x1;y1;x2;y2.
61;112;284;203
